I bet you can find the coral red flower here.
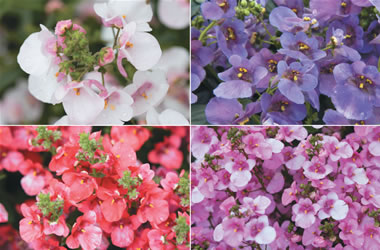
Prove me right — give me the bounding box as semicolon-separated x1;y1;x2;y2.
62;171;98;203
97;180;126;222
148;135;183;170
111;141;137;177
147;229;175;250
19;203;43;242
66;211;102;250
137;188;169;225
1;151;24;172
20;160;53;196
111;127;151;151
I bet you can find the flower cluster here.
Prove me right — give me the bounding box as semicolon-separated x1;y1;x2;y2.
191;125;380;249
191;0;380;125
0;126;190;249
16;0;189;125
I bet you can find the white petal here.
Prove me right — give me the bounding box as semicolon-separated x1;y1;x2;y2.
17;28;53;76
28;66;61;104
157;109;189;125
191;187;204;204
94;89;133;124
111;0;153;30
266;138;284;153
146;108;160;125
125;70;169;116
158;0;189;29
213;224;224;242
255;226;276;244
331;200;348;220
127;31;161;70
62;86;104;124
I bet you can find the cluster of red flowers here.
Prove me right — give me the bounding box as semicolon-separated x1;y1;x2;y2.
0;126;190;250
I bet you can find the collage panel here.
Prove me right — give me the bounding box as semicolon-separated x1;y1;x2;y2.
0;126;190;249
191;125;380;249
191;0;380;125
0;0;190;125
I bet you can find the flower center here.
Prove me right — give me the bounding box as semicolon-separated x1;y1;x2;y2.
237;67;248;78
267;59;278;73
298;42;310;51
226;27;236;41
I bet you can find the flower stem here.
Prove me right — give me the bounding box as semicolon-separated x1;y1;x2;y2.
113;28;121;49
199;20;218;44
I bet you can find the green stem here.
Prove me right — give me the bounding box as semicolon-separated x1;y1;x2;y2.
199;20;218;43
101;72;105;86
378;57;380;72
261;21;275;40
262;40;275;45
113;28;121;49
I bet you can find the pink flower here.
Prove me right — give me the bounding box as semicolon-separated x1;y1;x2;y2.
98;47;115;66
66;211;102;250
323;136;353;161
220;217;245;247
19;204;43;242
224;156;255;187
277;126;308;142
0;203;8;223
303;157;333;180
242;133;272;160
317;192;348;220
240;196;271;216
292;198;320;229
282;181;298;206
245;216;276;244
342;162;368;185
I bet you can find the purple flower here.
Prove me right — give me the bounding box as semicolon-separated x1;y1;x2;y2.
292;198;320;229
326;15;364;51
331;61;380;120
260;91;307;124
282;181;298;205
323;108;380;125
269;7;308;33
213;54;255;98
205;97;261;124
310;0;361;23
279;32;326;62
215;19;248;58
274;0;305;16
244;216;276;244
201;0;237;21
250;49;284;89
277;61;318;104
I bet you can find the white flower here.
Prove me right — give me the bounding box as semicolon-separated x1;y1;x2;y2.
125;70;169;116
94;0;153;31
158;0;189;30
117;22;161;73
93;88;134;124
17;25;65;104
146;108;189;125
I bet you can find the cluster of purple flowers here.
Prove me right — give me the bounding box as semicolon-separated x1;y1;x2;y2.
191;0;380;125
191;126;380;249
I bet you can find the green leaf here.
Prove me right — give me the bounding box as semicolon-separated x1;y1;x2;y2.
191;104;208;125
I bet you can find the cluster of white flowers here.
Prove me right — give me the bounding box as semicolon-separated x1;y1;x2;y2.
17;0;189;125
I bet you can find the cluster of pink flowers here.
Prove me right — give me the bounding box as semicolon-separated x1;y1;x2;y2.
0;126;189;250
191;126;380;249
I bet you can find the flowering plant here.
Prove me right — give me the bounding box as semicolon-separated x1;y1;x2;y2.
7;0;189;125
191;0;380;125
0;126;190;249
191;125;380;249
